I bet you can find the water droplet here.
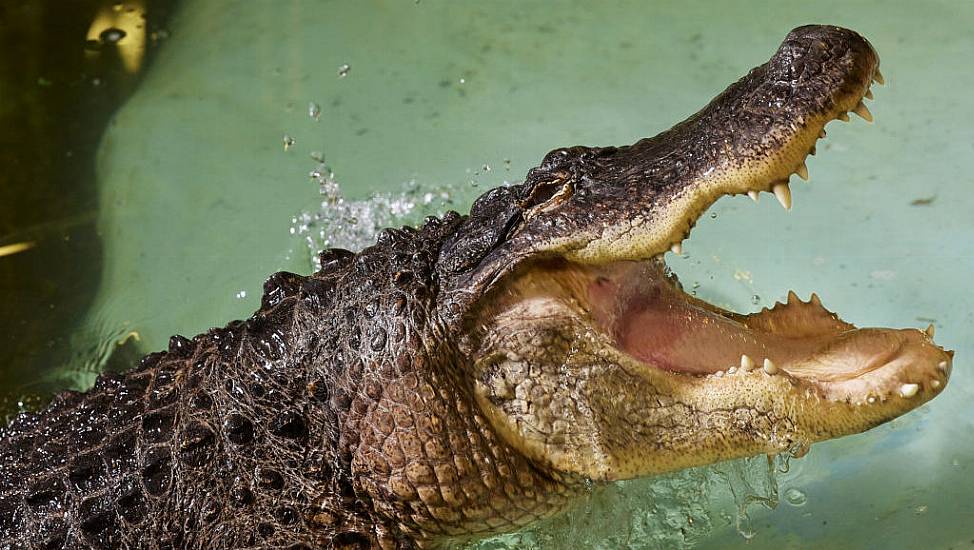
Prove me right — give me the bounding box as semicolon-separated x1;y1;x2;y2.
751;294;761;305
337;64;351;78
99;27;127;44
784;487;807;506
308;101;321;121
283;134;295;151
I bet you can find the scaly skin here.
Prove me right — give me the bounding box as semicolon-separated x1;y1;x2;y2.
0;25;953;549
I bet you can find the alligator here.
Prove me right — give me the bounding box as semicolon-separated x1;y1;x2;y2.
0;25;953;549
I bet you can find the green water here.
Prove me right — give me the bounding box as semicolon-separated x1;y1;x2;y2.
27;0;974;547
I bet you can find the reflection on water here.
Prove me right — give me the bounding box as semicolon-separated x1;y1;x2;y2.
0;0;177;407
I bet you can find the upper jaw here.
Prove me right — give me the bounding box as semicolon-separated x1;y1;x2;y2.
557;26;882;265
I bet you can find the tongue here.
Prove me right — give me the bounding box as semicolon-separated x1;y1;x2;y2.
587;262;830;375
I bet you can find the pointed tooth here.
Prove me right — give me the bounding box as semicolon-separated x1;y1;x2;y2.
873;68;885;85
741;354;755;371
809;144;816;156
670;242;683;255
819;129;827;138
947;350;955;359
773;182;792;210
925;324;936;338
838;112;850;122
899;383;919;398
809;292;822;307
787;290;800;305
853;101;873;122
763;358;779;375
795;162;809;181
865;88;874;100
748;190;760;203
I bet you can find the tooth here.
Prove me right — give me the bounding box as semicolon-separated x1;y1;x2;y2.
853;101;873;122
671;242;683;255
787;290;800;304
810;292;822;307
873;69;885;85
763;358;779;375
741;354;755;371
899;383;919;398
865;88;874;100
809;144;816;156
795;162;809;181
747;190;760;203
819;129;827;138
931;380;941;389
925;324;936;338
838;112;850;122
773;183;792;210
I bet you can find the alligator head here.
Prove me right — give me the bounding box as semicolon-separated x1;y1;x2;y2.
440;25;952;485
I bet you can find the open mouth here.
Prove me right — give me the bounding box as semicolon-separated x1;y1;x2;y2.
482;53;951;421
462;25;955;485
583;257;951;405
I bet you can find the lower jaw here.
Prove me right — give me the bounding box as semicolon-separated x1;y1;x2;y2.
584;258;950;404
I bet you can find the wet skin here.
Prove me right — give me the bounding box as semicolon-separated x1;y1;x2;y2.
0;25;952;549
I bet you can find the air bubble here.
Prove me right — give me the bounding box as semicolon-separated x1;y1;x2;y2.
751;294;761;305
337;64;351;78
784;487;807;506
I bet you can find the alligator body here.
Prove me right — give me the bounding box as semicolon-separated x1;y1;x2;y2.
0;25;953;549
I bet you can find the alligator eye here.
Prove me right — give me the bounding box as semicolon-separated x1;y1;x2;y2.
521;179;573;213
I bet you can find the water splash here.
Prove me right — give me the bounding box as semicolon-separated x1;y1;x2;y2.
289;163;456;271
468;454;794;549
